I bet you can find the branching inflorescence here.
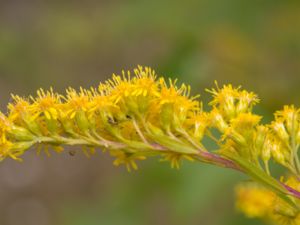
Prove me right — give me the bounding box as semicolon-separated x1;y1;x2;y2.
0;66;299;224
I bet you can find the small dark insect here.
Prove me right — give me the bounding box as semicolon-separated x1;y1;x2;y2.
69;150;76;156
126;114;132;119
107;116;118;125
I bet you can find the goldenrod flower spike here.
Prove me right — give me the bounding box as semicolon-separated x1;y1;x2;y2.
0;66;300;225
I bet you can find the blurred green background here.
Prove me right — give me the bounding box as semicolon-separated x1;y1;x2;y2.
0;1;299;225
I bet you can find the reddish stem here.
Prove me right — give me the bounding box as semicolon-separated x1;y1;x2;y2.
282;183;300;199
198;151;243;171
197;151;300;200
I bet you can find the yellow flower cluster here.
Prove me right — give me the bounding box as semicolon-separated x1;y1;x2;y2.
0;66;299;224
0;66;207;171
236;177;300;225
235;183;276;218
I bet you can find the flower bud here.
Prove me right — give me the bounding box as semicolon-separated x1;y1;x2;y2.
61;118;74;134
194;121;206;140
255;126;268;151
160;103;173;130
172;114;182;131
48;107;58;120
276;106;299;135
45;119;58;134
9;126;35;141
285;110;295;134
272;122;289;144
296;128;300;144
147;123;164;136
261;139;271;163
124;96;139;114
271;142;286;166
22;115;42;136
236;91;259;114
236;101;248;114
228;129;247;147
136;95;151;114
75;110;90;132
223;96;235;119
211;110;228;133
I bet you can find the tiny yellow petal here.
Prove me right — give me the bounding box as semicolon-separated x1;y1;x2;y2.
44;111;51;120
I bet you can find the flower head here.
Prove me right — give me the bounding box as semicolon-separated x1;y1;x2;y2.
7;95;31;122
31;88;61;120
207;81;259;120
235;183;275;218
131;66;159;97
64;88;90;119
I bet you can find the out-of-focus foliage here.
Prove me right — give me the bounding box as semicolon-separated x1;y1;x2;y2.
0;1;299;225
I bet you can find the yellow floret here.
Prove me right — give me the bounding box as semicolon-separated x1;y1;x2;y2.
235;183;275;218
